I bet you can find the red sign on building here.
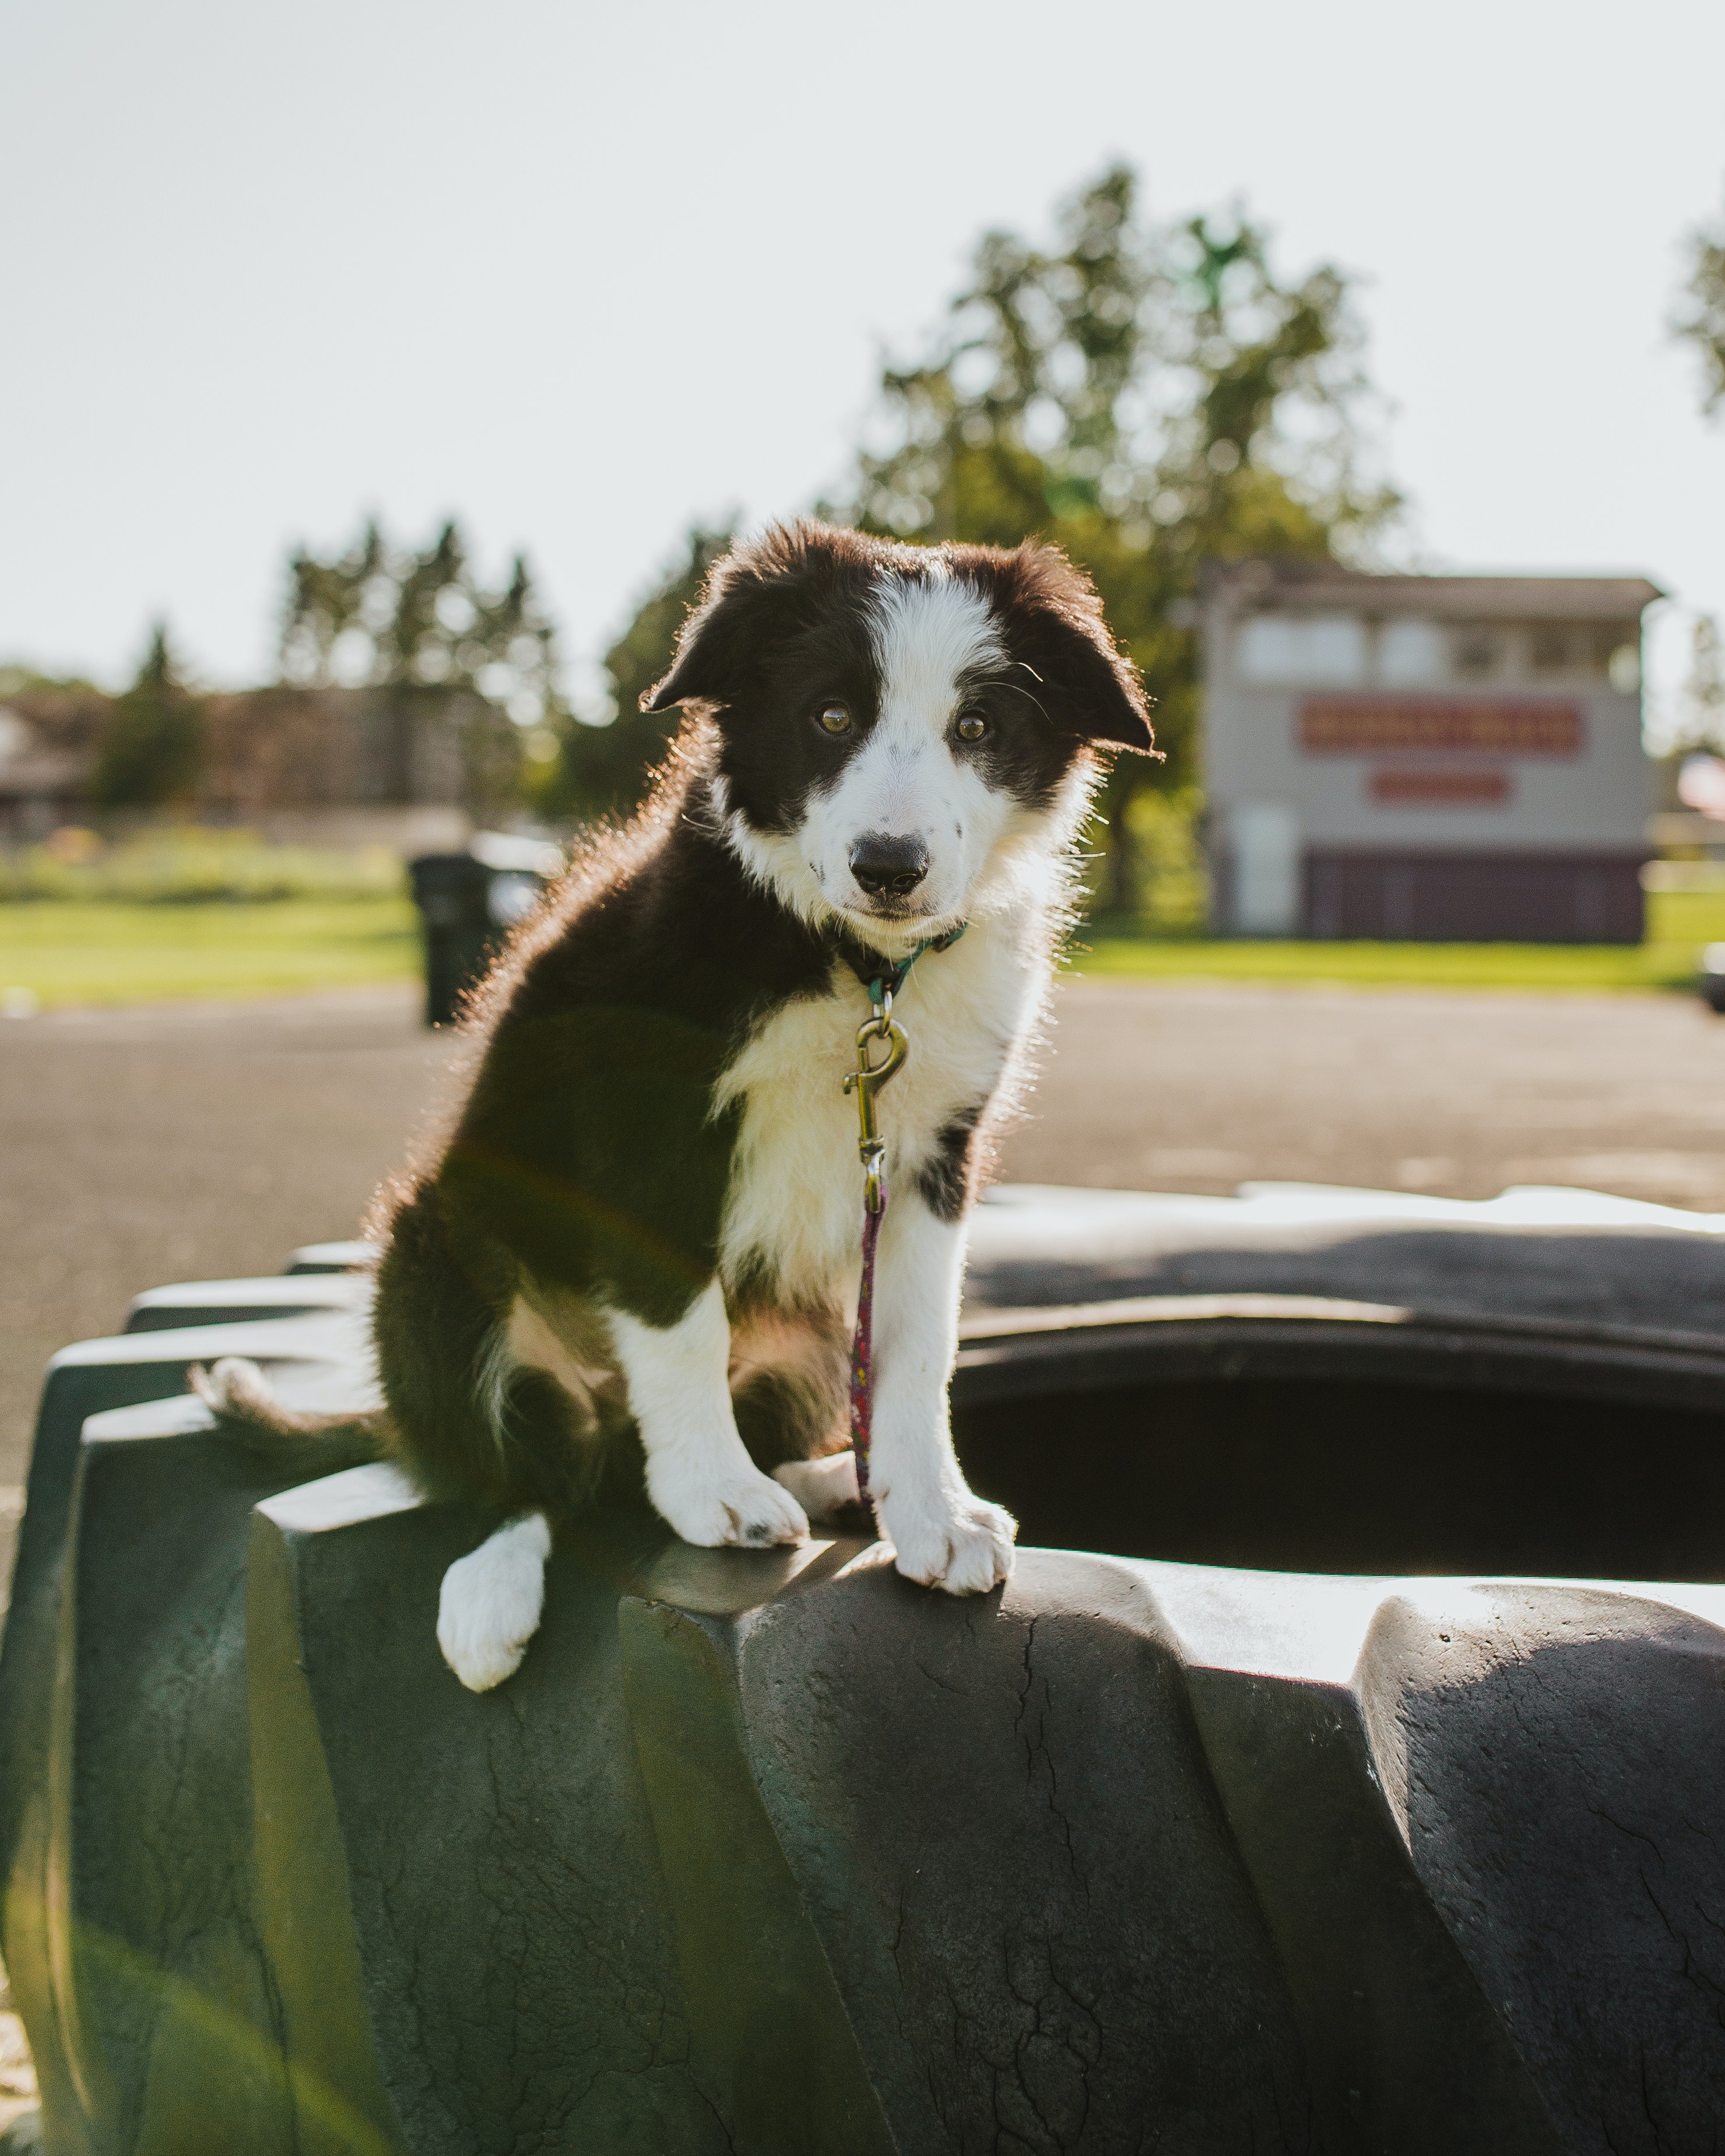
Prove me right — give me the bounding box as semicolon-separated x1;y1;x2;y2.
1369;767;1511;806
1300;697;1583;757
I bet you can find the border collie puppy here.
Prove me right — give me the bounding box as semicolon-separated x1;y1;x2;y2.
205;521;1153;1690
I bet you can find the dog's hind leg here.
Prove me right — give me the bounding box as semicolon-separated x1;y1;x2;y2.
610;1279;809;1550
773;1449;860;1519
437;1510;553;1693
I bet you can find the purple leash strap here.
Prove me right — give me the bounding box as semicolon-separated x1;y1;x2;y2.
848;1159;885;1503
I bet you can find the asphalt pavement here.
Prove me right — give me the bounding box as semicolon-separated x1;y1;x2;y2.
1004;978;1725;1209
7;974;1725;1497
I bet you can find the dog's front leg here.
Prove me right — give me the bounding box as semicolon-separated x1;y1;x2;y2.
868;1195;1017;1593
610;1279;809;1548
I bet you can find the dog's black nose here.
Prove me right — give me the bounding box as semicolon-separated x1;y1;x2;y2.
849;833;930;898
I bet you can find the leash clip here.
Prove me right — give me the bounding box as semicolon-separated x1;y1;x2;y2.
844;992;908;1217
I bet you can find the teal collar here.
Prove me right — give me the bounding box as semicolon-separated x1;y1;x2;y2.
835;921;968;1007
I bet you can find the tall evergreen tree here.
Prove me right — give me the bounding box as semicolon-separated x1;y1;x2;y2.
1677;187;1725;415
91;622;207;807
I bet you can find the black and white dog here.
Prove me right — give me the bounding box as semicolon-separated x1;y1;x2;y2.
207;521;1153;1690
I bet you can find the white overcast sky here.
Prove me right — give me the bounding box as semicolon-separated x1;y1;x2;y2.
3;0;1724;733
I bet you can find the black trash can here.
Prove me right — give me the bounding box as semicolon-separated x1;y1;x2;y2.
408;832;563;1026
1700;940;1725;1014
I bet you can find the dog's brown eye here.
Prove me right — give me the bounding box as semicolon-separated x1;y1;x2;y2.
955;713;988;742
817;701;852;735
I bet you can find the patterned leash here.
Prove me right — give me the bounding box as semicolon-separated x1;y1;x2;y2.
841;925;965;1504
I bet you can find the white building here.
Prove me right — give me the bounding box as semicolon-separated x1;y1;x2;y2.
1202;560;1661;941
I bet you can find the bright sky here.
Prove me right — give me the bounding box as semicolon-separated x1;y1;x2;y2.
3;0;1723;736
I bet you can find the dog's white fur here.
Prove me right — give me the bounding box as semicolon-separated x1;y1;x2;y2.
437;1511;551;1691
612;1280;810;1548
435;575;1095;1690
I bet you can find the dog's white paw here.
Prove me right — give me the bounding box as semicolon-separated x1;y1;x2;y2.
772;1450;860;1521
437;1512;551;1693
882;1488;1017;1595
649;1458;809;1550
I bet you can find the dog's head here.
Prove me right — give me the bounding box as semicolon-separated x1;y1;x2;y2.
644;522;1155;942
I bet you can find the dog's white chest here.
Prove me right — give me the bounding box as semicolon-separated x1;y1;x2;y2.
714;925;1040;1300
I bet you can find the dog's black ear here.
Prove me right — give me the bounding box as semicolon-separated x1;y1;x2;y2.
641;565;753;714
972;542;1157;755
643;522;873;716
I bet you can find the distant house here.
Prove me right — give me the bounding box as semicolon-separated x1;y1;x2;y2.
1200;561;1663;943
0;689;106;840
199;687;518;852
0;686;519;851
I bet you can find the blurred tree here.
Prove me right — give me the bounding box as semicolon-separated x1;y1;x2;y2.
277;520;384;686
279;518;569;820
543;524;735;823
847;164;1399;910
0;665;105;698
1680;614;1725;749
91;623;207;807
281;516;564;716
1676;192;1725;415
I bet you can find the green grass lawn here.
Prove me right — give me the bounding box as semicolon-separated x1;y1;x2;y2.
2;887;1724;1010
0;898;421;1009
1078;889;1725;992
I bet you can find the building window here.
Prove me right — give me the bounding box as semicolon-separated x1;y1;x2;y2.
1236;613;1366;686
1530;627;1576;675
1586;624;1639;689
1452;627;1501;678
1378;619;1447;686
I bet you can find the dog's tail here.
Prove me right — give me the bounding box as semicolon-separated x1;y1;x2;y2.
189;1356;390;1479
